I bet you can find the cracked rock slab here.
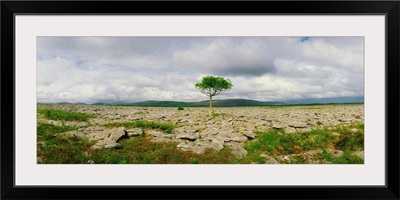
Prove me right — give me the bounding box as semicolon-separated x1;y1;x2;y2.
176;132;200;140
214;132;248;142
196;139;224;151
226;142;247;159
241;131;257;139
87;127;127;142
126;128;143;137
288;122;308;128
92;138;120;149
176;141;208;154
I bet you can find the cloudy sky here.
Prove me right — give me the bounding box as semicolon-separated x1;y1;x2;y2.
37;37;364;103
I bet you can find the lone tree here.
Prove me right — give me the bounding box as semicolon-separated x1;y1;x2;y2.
194;75;233;116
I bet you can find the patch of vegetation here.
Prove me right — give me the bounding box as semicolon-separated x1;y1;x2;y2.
38;109;96;122
37;120;364;164
334;124;364;152
206;112;221;118
111;139;235;163
314;148;364;164
38;127;239;164
177;105;184;110
101;120;178;134
37;122;95;164
356;123;364;129
288;155;309;164
239;153;266;164
189;157;198;164
243;123;364;164
212;112;220;117
91;139;238;164
331;152;364;164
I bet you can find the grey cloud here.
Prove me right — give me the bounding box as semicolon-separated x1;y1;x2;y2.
171;37;281;76
37;36;364;103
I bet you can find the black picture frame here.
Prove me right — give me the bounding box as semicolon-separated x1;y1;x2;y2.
1;1;399;199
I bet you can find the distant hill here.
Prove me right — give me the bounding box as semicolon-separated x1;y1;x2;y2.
282;96;364;104
211;99;270;106
85;96;363;107
89;99;271;107
57;102;72;104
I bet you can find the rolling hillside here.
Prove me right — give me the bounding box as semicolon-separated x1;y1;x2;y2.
83;96;364;107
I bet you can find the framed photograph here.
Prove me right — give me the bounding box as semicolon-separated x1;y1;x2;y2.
2;1;399;199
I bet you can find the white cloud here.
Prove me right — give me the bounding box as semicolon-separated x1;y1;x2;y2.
37;37;364;103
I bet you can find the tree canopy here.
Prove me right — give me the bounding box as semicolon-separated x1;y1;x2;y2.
194;76;233;97
194;75;233;115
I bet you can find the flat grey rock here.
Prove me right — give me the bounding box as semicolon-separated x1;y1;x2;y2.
176;132;200;140
126;128;143;137
92;138;120;149
288;122;308;128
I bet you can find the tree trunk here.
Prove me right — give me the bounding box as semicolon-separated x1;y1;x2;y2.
209;96;213;116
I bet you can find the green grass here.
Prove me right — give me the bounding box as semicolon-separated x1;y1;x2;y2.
37;122;95;164
331;152;364;164
101;120;178;134
86;138;238;164
212;112;220;117
38;109;96;122
37;120;364;164
189;157;199;164
242;123;364;164
37;122;238;164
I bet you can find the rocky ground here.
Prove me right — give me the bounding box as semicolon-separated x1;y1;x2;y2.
37;103;364;162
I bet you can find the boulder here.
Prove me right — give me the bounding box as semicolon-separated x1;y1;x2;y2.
126;128;143;137
272;123;285;130
107;127;127;142
87;127;127;142
92;138;120;149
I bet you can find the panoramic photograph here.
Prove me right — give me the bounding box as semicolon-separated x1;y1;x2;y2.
36;36;364;164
